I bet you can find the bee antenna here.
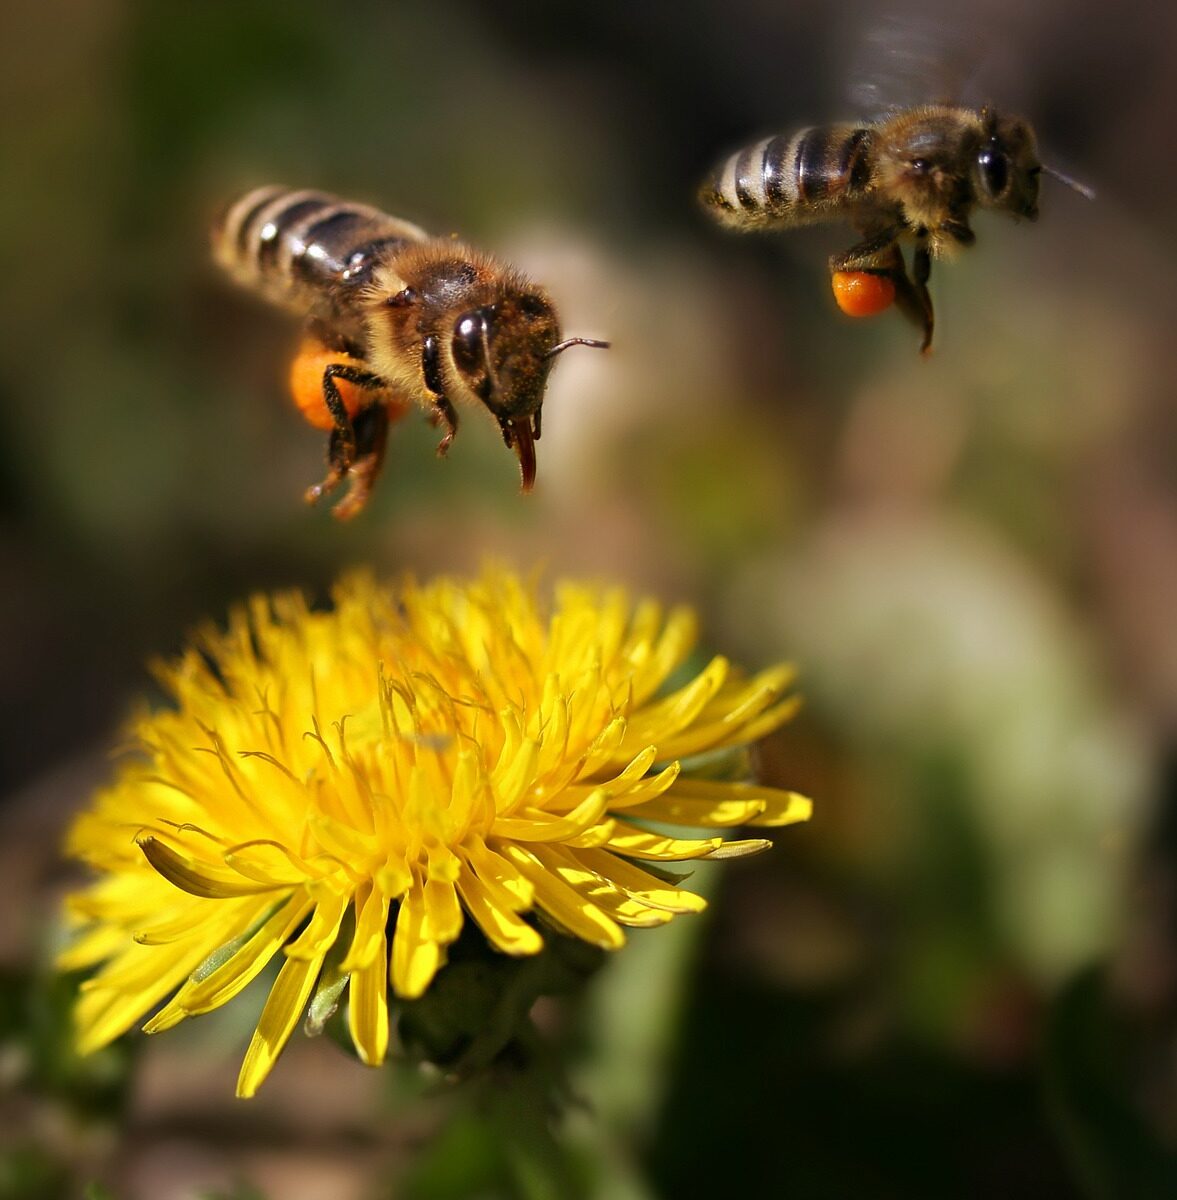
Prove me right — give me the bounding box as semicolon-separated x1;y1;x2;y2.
1043;163;1096;201
545;337;611;359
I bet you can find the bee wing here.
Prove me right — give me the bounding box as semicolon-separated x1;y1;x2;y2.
842;10;992;116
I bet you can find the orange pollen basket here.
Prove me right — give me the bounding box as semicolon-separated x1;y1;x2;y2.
831;271;896;318
289;342;372;431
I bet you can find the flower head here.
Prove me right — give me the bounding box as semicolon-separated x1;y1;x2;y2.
61;567;809;1096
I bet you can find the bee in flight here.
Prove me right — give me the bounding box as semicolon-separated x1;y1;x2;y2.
212;187;608;518
699;106;1092;353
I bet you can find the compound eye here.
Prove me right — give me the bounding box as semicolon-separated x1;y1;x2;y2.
452;313;483;375
978;147;1009;198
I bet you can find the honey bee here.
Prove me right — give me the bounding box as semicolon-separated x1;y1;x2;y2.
212;187;608;518
699;106;1092;353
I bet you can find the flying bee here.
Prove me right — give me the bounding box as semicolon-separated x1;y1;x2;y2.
699;106;1093;353
212;187;609;518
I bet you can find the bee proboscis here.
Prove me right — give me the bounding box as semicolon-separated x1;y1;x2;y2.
212;186;608;518
699;105;1092;352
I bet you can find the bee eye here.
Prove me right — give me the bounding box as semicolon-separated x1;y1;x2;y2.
452;314;484;374
978;148;1009;198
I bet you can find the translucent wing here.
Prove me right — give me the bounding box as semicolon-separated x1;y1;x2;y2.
842;8;992;116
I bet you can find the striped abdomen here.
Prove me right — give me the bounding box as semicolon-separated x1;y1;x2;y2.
212;186;429;313
700;125;875;230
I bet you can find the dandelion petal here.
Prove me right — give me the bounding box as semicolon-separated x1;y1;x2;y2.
60;567;808;1094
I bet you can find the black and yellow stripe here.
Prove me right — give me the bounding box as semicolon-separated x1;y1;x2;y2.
212;186;428;309
701;124;875;228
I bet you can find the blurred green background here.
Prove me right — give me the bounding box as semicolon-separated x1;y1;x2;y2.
2;0;1176;1196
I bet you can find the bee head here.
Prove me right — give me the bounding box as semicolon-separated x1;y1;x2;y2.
377;249;609;492
450;288;607;491
974;111;1041;221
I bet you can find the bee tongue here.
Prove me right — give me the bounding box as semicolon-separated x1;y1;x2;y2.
509;419;537;493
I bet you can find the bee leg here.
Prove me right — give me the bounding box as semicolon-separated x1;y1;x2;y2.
330;403;391;522
304;364;385;508
900;218;972;353
846;241;934;355
830;224;905;272
909;241;935;355
319;363;384;464
833;232;934;353
428;395;459;457
886;260;935;355
304;428;351;506
420;332;459;456
880;233;936;354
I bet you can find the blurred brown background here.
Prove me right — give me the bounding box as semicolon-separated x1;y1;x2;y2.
1;0;1176;1197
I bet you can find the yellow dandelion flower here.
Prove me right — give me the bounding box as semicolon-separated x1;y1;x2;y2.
60;567;810;1097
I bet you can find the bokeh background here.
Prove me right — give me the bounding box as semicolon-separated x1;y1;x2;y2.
3;0;1176;1196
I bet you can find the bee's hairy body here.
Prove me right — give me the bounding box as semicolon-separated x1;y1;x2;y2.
213;186;604;518
214;187;428;322
700;106;1043;351
703;123;878;232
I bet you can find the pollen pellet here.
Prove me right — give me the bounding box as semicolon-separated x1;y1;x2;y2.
831;270;896;317
289;343;371;431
